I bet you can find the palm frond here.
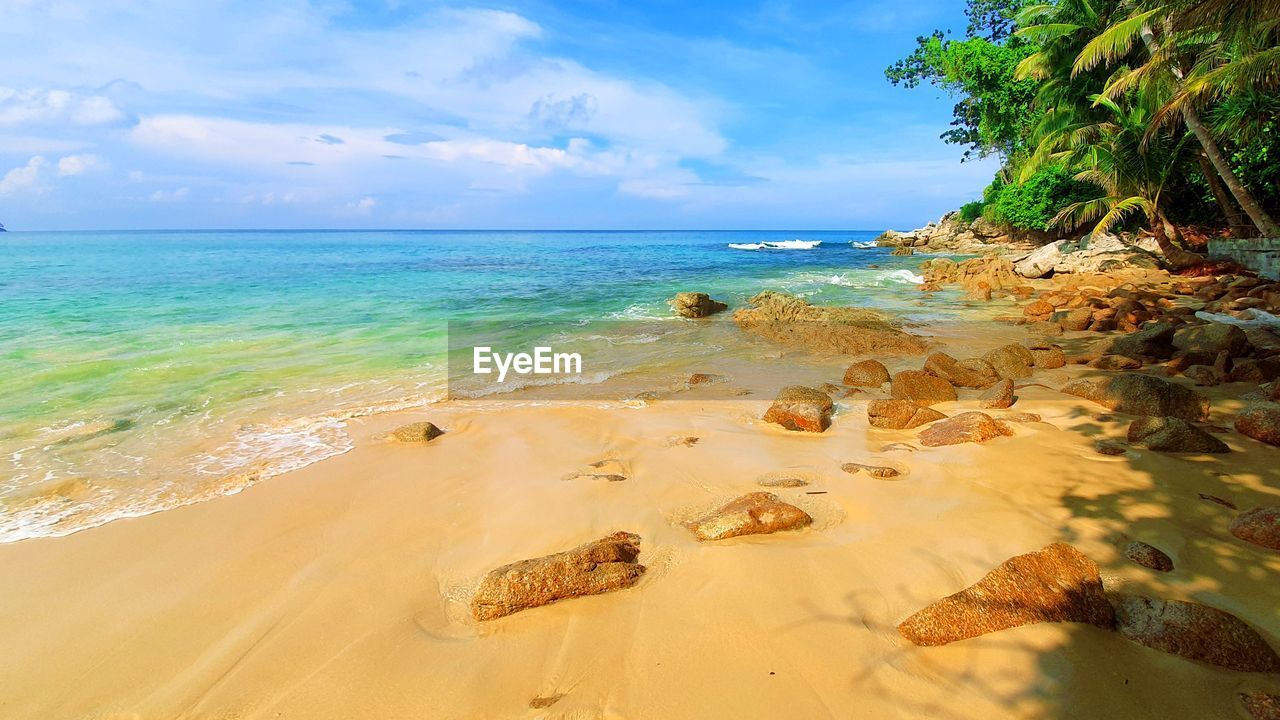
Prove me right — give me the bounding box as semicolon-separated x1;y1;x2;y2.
1073;7;1165;77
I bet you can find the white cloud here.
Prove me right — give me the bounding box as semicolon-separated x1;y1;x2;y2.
149;187;190;202
0;87;126;128
57;153;101;176
0;156;47;195
343;196;377;216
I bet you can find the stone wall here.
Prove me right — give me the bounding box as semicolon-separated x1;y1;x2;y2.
1208;238;1280;280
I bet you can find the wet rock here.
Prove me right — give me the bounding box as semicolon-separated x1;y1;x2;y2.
686;492;812;541
1240;692;1280;720
687;373;724;386
471;532;645;620
1173;323;1249;357
1235;406;1280;446
1089;354;1143;370
1096;439;1128;455
1112;595;1280;672
923;352;999;389
669;292;727;318
733;291;927;356
979;379;1015;409
841;462;902;479
868;399;947;430
919;411;1013;447
1024;300;1054;318
1093;323;1176;360
843;359;891;387
890;370;958;406
762;385;833;433
391;421;444;443
891;246;915;256
1127;416;1229;453
985;343;1036;379
898;543;1115;646
1061;375;1210;421
1229;507;1280;550
1028;343;1067;369
1122;541;1174;572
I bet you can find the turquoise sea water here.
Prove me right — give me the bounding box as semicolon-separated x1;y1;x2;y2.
0;230;960;541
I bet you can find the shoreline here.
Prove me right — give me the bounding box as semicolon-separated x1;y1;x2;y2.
3;262;1279;718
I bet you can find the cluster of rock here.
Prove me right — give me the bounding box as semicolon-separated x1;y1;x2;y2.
732;291;928;356
875;212;1037;255
1011;232;1165;278
669;291;728;318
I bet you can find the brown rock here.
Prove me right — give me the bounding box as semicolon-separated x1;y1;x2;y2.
842;462;902;479
1122;541;1174;572
757;476;808;488
1024;300;1054;318
1029;320;1064;337
1061;375;1210;421
1059;307;1094;331
669;292;727;318
686;492;812;541
1241;692;1280;720
687;373;721;385
1089;354;1143;370
1182;364;1221;386
1096;439;1128;455
985;344;1036;379
733;292;927;356
471;532;645;620
891;370;958;406
1127;416;1229;453
1002;412;1042;423
1231;358;1280;384
897;543;1115;646
1235;406;1280;446
762;386;833;433
868;399;947;430
1112;595;1280;672
979;379;1015;409
919;411;1013;447
1028;343;1067;369
1230;507;1280;550
1172;323;1249;357
923;352;998;389
391;421;444;443
1093;323;1176;360
843;359;891;387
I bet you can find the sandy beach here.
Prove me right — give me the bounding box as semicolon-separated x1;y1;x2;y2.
3;270;1278;720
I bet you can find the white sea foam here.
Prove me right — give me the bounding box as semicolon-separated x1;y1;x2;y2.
851;240;878;249
728;239;822;251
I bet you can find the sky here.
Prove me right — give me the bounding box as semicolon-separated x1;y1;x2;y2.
0;0;1000;230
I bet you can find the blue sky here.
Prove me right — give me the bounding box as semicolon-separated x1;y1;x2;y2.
0;0;999;230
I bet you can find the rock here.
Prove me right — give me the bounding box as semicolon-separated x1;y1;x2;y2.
897;543;1115;646
391;421;444;443
1122;541;1174;572
1229;507;1280;550
669;292;727;318
1235;406;1280;446
1231;358;1280;384
923;352;998;389
843;359;891;387
1029;320;1064;337
1183;364;1221;386
1002;412;1042;423
1127;416;1229;453
1061;375;1210;421
984;344;1036;379
1027;343;1067;369
1059;307;1094;331
1241;692;1280;720
1112;595;1280;672
890;370;958;406
1173;323;1249;357
564;458;629;482
733;292;927;356
757;476;808;488
919;412;1013;447
842;462;902;479
1013;233;1162;278
1096;439;1128;455
1089;354;1143;370
891;246;915;256
762;386;833;433
686;492;812;541
687;373;723;385
471;532;645;620
1093;323;1176;360
868;399;947;430
1024;300;1054;318
979;379;1015;409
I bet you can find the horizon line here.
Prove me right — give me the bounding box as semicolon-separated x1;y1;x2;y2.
1;227;896;234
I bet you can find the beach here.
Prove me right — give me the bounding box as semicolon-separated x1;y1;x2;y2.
2;247;1279;718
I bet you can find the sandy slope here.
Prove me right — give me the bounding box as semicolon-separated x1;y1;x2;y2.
1;334;1278;719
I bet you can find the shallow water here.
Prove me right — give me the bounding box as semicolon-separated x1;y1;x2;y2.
0;229;981;541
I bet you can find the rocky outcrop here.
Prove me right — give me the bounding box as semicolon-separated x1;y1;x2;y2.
890;370;958;406
1235;406;1280;445
669;292;727;318
920;256;1022;291
843;359;891;387
471;532;645;620
868;399;947;430
898;543;1115;646
923;352;999;389
1012;233;1163;279
733;291;927;356
1122;541;1174;572
391;421;444;443
1230;507;1280;550
1061;375;1210;422
1126;416;1229;453
1112;595;1280;672
919;412;1014;447
686;492;812;541
762;385;833;433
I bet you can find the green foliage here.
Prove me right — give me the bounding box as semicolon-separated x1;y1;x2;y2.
982;166;1102;231
959;200;986;222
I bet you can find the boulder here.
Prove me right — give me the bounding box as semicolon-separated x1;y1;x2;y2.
669;292;727;318
843;359;891;387
1059;307;1095;331
891;246;915;256
1173;323;1249;357
1230;358;1280;384
868;399;947;430
686;492;812;541
979;379;1015;409
1235;406;1280;446
762;386;833;433
1240;692;1280;720
1089;354;1143;370
923;352;999;389
1061;375;1210;421
1093;323;1176;360
1024;300;1054;318
984;344;1036;379
391;421;444;443
919;412;1014;447
1112;595;1280;672
1122;541;1174;572
1013;233;1162;279
471;532;645;620
733;292;927;356
1182;365;1222;386
1030;320;1065;337
1127;416;1229;453
898;543;1115;646
1027;343;1067;369
890;370;958;406
1229;507;1280;550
